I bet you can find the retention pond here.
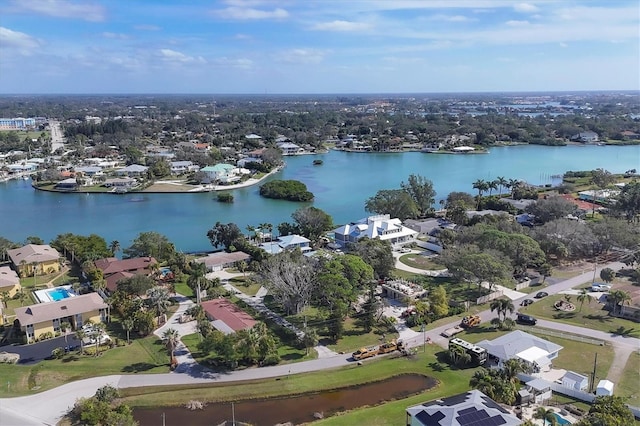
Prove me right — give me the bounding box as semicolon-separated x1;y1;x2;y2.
132;373;437;425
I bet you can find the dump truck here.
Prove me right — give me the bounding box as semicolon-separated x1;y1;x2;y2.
378;341;398;354
441;325;464;338
352;346;379;361
460;314;481;329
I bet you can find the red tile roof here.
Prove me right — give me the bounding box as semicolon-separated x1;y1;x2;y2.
558;194;604;211
201;298;256;332
94;257;157;275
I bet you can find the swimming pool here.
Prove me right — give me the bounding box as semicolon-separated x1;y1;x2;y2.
553;413;571;425
49;288;71;301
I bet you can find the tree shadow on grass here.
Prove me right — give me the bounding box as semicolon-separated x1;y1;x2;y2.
610;326;638;337
61;355;80;363
553;312;576;319
281;352;304;361
121;362;157;373
584;314;613;323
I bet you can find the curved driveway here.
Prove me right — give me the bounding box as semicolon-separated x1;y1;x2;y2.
1;261;638;425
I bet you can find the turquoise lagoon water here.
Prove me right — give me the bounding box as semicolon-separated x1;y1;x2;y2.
1;145;638;253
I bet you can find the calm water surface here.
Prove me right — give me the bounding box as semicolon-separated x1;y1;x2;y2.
1;145;638;252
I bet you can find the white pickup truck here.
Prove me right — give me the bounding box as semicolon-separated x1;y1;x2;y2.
591;283;612;292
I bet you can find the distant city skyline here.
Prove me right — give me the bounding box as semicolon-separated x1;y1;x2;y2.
1;0;638;94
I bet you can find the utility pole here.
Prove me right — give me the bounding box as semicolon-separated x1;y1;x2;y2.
421;324;426;353
590;353;598;393
161;412;165;426
232;402;235;426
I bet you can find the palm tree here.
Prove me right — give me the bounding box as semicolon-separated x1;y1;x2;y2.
31;261;38;286
147;286;171;320
162;328;180;364
508;178;520;192
75;328;86;355
496;176;508;196
122;318;134;344
490;298;515;321
17;288;27;306
470;369;496;399
577;289;594;312
187;261;213;304
472;179;487;197
501;358;528;383
608;290;631;315
487;180;498;197
533;407;558;426
246;225;256;242
93;322;106;357
109;240;121;257
61;320;71;346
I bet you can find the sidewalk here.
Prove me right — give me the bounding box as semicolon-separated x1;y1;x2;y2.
153;294;199;373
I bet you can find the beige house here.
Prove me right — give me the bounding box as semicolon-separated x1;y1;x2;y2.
15;293;108;343
0;265;21;298
7;244;61;277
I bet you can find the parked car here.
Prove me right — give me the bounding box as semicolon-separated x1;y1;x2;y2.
516;314;537;325
591;283;612;292
520;299;534;306
535;291;549;299
399;247;411;253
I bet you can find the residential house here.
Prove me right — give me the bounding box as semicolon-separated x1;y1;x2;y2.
201;298;256;334
74;166;104;177
170;160;200;174
103;177;136;189
194;251;251;272
259;234;312;255
14;293;108;343
333;214;418;248
476;330;563;373
406;389;522;426
94;257;158;292
115;164;148;177
0;266;21;298
561;371;589;391
245;133;262;141
7;244;61;277
277;142;304;155
571;131;599;143
201;163;237;183
54;178;79;191
620;130;640;140
578;189;620;204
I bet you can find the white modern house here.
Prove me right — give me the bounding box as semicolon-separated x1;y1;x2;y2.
115;164;148;177
332;214;418;248
259;234;312;254
170;161;200;174
476;330;563;373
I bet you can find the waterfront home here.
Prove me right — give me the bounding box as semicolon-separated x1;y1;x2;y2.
259;234;312;254
406;389;522;426
103;177;136;189
115;164;149;177
94;256;158;292
276;141;304;155
15;293;108;343
476;330;562;374
332;214;418;248
0;266;21;298
201;298;256;334
74;166;104;177
570;131;599;143
7;244;61;277
578;189;620;204
194;251;251;272
54;178;79;191
201;163;237;182
170;160;200;174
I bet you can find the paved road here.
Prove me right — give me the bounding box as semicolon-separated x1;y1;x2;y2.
49;120;65;153
1;261;637;425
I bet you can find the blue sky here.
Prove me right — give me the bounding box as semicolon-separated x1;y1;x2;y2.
1;0;638;94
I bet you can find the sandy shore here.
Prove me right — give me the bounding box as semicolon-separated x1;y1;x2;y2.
141;167;282;193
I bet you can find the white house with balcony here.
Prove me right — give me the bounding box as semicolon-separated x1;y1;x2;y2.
332;214;417;248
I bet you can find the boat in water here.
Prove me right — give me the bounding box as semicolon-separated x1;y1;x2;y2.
313;159;323;165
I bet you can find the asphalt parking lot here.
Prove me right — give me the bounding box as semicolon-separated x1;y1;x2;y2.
0;335;81;365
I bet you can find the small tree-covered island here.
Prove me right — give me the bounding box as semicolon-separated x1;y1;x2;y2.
0;92;639;426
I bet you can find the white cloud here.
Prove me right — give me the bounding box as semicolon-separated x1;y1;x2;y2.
134;24;162;31
312;20;371;32
10;0;105;21
212;57;254;69
212;6;289;20
505;20;530;26
102;32;129;40
514;3;539;13
159;49;205;64
233;33;253;40
0;26;41;53
274;48;327;64
429;14;474;22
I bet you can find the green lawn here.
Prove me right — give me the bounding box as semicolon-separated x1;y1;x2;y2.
174;281;195;298
0;130;48;140
228;276;262;297
398;254;444;270
519;294;640;338
0;334;170;397
325;318;398;354
19;273;57;288
617;351;640;406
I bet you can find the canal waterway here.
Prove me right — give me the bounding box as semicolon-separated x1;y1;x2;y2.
132;373;437;425
1;145;638;253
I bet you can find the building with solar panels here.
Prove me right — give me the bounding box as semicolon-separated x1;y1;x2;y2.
406;390;522;426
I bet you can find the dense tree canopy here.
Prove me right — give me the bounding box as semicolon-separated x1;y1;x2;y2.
525;196;578;224
259;250;317;314
400;174;436;217
259;180;313;202
350;237;395;278
291;206;333;241
206;221;244;250
123;231;176;262
365;189;419;221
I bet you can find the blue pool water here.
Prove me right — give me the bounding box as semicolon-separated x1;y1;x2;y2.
48;288;71;301
553;413;571;425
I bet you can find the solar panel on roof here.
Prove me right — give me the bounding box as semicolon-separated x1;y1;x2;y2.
415;410;445;425
440;392;471;406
